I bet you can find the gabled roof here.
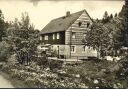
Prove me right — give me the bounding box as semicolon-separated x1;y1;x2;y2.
40;9;92;34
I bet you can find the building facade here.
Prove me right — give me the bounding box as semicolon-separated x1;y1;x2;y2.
40;10;97;59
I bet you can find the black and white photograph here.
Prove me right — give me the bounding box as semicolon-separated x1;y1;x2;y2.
0;0;127;88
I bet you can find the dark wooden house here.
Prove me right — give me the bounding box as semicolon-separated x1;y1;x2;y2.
40;9;97;59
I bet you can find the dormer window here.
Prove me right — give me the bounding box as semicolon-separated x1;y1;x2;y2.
78;22;82;27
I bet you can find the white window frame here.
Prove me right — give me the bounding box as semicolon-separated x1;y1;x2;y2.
53;34;55;40
71;45;76;53
44;35;48;40
57;33;60;39
72;32;76;39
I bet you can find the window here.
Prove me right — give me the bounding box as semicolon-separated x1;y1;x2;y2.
78;22;82;27
87;22;90;28
83;46;86;52
53;34;55;40
72;32;76;39
44;35;48;40
40;36;42;40
71;46;75;53
57;33;60;39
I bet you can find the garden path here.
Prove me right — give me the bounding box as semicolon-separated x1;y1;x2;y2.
0;74;14;88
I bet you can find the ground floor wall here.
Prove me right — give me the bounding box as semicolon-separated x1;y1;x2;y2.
52;44;97;59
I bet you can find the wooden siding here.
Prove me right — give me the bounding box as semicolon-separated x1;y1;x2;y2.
65;11;92;45
41;31;65;44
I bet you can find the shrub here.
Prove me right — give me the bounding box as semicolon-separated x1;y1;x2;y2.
48;59;63;69
36;56;48;67
0;41;12;62
36;56;63;69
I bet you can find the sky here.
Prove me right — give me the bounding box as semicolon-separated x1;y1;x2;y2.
0;0;124;30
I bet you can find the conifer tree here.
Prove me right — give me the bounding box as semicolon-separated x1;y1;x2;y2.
102;11;109;23
119;1;128;47
114;13;118;17
110;14;113;19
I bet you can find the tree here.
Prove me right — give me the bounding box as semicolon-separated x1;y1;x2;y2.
112;3;128;87
110;22;124;56
13;18;20;30
103;11;108;19
20;12;34;30
102;17;124;56
110;14;113;19
4;12;39;65
102;11;109;23
115;13;118;17
0;10;5;41
115;2;128;85
119;3;128;47
83;22;111;59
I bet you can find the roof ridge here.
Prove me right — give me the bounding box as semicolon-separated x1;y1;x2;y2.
41;9;91;34
51;10;85;21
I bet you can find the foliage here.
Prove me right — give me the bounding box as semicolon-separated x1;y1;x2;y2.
114;13;118;17
113;3;128;88
110;14;113;19
0;10;6;41
36;56;48;66
2;59;119;88
115;55;128;88
84;22;111;58
102;11;110;24
119;4;128;47
84;13;125;57
113;2;128;88
3;12;40;65
48;59;63;69
103;17;124;56
0;41;12;62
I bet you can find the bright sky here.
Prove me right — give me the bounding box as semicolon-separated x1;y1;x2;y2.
0;0;124;30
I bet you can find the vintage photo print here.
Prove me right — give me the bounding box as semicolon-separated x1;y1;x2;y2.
0;0;127;88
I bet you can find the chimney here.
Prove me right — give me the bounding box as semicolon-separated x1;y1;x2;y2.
66;11;70;17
